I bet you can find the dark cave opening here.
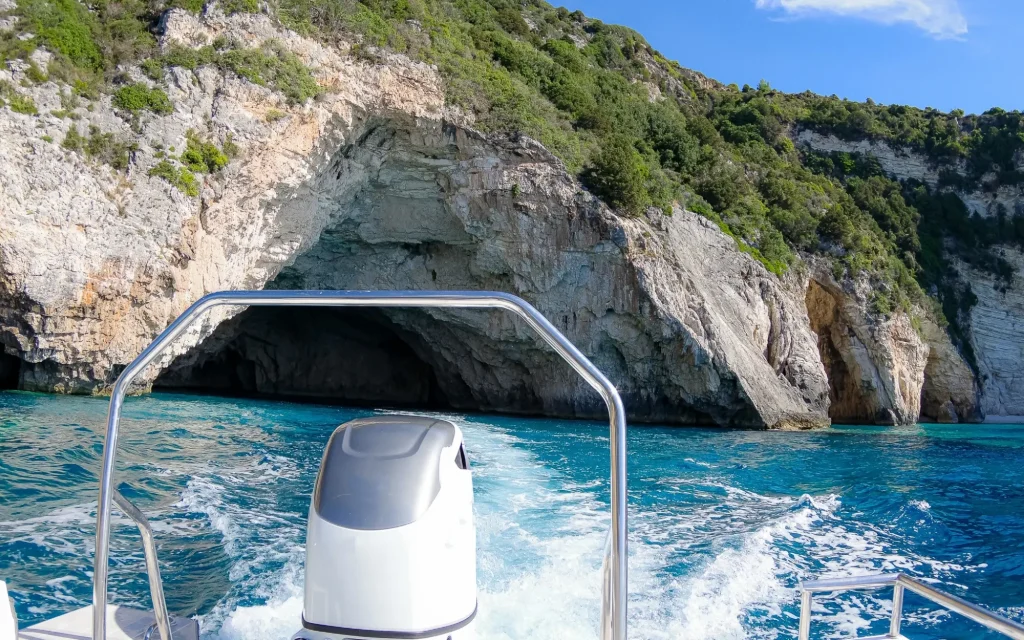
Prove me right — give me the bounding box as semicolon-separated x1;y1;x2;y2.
0;351;21;389
153;307;454;411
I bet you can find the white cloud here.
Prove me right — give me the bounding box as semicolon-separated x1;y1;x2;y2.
754;0;968;38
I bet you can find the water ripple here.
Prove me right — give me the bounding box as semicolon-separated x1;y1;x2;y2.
1;392;1023;639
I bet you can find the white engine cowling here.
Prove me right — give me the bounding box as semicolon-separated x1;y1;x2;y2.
296;415;476;640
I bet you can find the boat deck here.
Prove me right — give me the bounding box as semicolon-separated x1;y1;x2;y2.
19;605;198;640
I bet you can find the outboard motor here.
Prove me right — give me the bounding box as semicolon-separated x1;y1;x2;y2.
297;415;476;640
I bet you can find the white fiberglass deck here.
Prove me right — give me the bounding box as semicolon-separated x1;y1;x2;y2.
19;605;198;640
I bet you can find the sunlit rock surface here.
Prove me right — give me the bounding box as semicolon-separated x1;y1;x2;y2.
0;11;993;426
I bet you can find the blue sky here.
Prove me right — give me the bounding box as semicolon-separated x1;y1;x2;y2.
562;0;1022;115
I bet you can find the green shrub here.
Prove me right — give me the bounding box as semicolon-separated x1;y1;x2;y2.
222;133;239;158
62;124;85;150
62;124;132;169
221;0;259;13
26;62;48;83
173;0;205;11
12;0;158;77
182;130;229;173
150;41;320;105
220;41;321;104
0;81;37;114
581;136;653;216
141;58;164;81
16;0;103;70
8;92;38;114
148;160;199;196
83;125;132;169
112;83;173;114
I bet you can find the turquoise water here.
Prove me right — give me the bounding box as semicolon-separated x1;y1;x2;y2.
1;391;1023;639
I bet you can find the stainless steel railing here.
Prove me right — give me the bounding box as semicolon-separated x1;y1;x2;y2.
798;573;1024;640
93;290;628;640
111;490;173;640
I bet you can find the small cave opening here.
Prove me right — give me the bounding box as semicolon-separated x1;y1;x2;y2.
0;350;21;390
805;280;873;423
153;306;454;410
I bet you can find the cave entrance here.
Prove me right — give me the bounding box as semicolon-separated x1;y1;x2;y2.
153;306;453;410
0;350;21;390
805;280;872;423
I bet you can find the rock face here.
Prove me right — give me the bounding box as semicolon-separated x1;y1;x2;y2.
956;248;1024;417
918;316;981;423
0;11;839;427
796;128;1017;421
795;129;1024;218
803;266;928;424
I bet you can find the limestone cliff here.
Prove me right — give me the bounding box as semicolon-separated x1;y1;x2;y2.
795;128;1017;421
954;248;1024;417
802;264;924;424
794;129;1024;218
0;11;838;427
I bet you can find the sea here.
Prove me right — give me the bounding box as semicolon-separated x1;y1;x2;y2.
2;391;1023;639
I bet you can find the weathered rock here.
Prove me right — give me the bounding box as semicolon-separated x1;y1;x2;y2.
796;128;1020;421
795;129;1024;218
918;316;981;423
803;263;928;425
0;11;833;427
956;248;1024;418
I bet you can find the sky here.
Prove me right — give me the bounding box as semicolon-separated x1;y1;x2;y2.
562;0;1022;115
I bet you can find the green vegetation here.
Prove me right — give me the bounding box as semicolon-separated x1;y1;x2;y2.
798;95;1024;187
2;0;159;95
148;159;199;196
62;124;134;169
221;41;321;104
145;131;234;194
0;0;1020;334
182;129;229;173
149;40;321;104
0;81;38;114
220;0;259;14
302;0;1024;324
1;0;317;106
26;62;48;83
112;83;172;114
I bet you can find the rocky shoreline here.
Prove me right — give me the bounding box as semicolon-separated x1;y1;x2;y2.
0;11;1012;427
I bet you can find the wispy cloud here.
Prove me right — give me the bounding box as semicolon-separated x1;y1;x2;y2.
754;0;968;38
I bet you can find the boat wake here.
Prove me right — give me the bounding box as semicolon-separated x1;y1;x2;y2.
175;417;977;640
3;395;1020;640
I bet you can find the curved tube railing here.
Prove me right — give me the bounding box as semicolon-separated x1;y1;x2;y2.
93;290;628;640
111;490;172;640
798;573;1024;640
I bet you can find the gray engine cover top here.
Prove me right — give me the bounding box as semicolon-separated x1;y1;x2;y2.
313;415;456;530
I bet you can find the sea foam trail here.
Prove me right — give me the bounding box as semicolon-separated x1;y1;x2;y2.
195;418;873;640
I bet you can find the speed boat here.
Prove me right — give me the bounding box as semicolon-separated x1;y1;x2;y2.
1;290;1021;640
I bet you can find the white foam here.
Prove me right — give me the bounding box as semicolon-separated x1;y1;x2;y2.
185;415;982;640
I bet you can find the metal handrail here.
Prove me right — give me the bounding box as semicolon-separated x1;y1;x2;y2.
798;573;1024;640
93;290;628;640
111;490;173;640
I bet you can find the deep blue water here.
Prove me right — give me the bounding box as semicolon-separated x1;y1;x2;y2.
1;391;1023;639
